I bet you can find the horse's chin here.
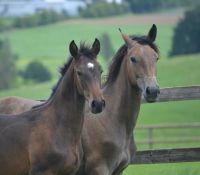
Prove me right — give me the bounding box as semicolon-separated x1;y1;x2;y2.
144;95;158;103
91;109;102;114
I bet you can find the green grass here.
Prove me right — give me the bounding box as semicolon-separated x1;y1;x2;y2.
4;22;172;59
0;81;54;100
0;14;200;175
125;162;200;175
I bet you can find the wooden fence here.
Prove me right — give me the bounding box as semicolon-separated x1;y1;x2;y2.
132;147;200;164
141;85;200;103
132;85;200;164
136;122;200;149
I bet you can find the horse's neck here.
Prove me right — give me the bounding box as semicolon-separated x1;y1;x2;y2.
104;59;141;139
46;67;85;140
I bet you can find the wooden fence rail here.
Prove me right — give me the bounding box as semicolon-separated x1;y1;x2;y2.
131;148;200;164
142;85;200;103
136;122;200;149
132;85;200;164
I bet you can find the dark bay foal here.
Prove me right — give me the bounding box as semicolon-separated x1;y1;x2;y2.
76;25;160;175
0;39;105;175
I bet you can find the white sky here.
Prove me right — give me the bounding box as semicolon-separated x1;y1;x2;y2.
107;0;122;3
44;0;65;2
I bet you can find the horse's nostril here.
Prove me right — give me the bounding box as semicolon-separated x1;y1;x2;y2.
91;101;96;109
146;87;151;95
102;100;106;107
146;86;160;96
91;100;104;114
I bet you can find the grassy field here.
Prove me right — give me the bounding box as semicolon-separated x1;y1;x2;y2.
126;162;200;175
0;12;200;175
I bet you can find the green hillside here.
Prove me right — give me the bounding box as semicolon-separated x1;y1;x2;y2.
0;14;200;175
2;22;173;75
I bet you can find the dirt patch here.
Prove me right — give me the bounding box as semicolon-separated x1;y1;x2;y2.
66;11;184;26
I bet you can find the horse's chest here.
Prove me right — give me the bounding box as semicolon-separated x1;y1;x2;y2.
41;147;82;175
61;152;81;175
101;141;130;173
60;144;83;174
119;149;130;164
30;141;82;175
110;147;131;175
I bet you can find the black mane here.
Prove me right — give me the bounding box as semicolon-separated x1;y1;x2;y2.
104;35;159;86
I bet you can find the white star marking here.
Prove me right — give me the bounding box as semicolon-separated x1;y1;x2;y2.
87;62;94;69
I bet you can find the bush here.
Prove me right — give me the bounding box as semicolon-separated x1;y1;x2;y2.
100;33;114;61
0;18;13;32
79;2;129;18
125;0;200;13
0;20;6;32
22;61;52;83
0;39;17;90
170;6;200;56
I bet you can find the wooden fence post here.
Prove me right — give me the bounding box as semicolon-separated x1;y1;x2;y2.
148;128;153;149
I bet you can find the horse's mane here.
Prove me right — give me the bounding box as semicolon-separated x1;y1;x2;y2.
104;35;159;86
49;57;73;99
32;42;96;109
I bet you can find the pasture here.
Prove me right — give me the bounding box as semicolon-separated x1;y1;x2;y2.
0;11;200;175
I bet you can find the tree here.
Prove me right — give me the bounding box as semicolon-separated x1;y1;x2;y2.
0;39;17;90
22;61;52;83
170;5;200;56
79;1;129;18
0;20;5;32
125;0;199;13
100;33;115;61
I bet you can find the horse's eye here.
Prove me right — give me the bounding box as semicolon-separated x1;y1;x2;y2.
131;57;137;63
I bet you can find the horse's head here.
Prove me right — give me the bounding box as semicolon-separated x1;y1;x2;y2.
120;24;160;102
69;39;105;113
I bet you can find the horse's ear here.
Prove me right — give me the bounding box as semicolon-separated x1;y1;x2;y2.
119;28;133;48
92;38;100;56
69;40;78;58
147;24;157;42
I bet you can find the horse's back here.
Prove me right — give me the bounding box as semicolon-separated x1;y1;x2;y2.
0;96;42;115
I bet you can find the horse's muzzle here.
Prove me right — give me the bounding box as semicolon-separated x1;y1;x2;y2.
144;85;160;102
91;99;105;114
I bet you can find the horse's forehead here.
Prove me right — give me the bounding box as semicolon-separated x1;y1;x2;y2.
130;44;157;58
76;58;98;70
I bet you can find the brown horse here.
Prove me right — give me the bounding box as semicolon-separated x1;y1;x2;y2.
76;24;160;175
0;39;105;175
0;25;159;175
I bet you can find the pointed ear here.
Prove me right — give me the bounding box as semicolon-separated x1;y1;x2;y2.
69;40;78;58
119;28;133;48
147;24;157;42
92;38;100;56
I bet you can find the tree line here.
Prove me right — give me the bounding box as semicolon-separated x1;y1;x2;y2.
1;0;199;31
124;0;199;13
80;0;199;16
0;9;69;31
